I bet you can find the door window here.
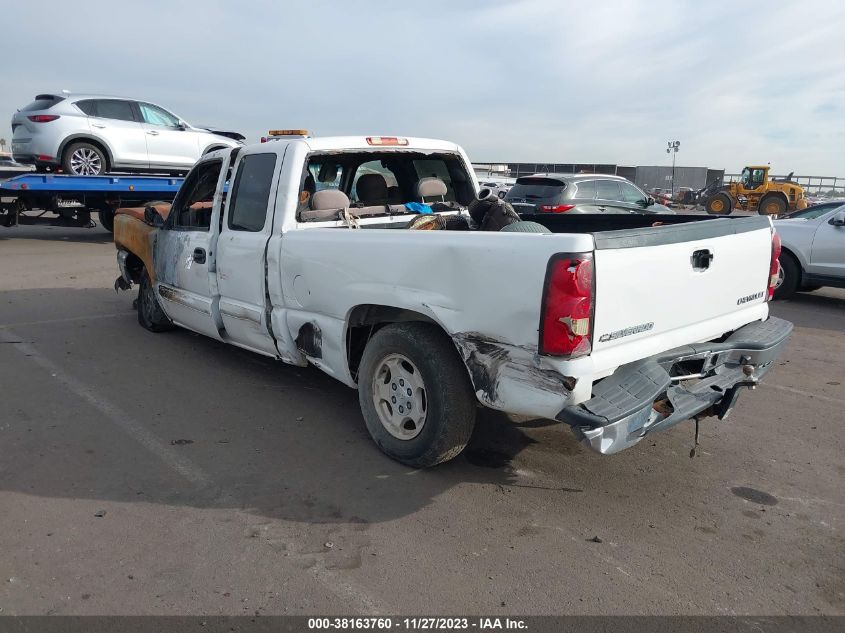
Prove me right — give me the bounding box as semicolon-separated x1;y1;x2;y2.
139;103;181;127
227;153;277;232
171;160;223;230
573;180;596;200
596;179;623;201
620;181;648;204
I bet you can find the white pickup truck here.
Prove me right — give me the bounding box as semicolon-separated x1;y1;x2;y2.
113;134;792;467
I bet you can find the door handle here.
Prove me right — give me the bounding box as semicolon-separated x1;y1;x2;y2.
193;248;206;264
691;249;713;271
147;130;160;136
91;123;106;129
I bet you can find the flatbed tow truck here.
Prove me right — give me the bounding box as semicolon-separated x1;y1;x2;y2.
0;173;184;231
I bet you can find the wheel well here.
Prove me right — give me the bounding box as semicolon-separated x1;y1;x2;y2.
346;305;440;380
59;136;113;170
762;191;788;203
125;252;145;283
780;246;802;270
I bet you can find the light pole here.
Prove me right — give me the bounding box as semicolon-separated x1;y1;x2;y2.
666;140;680;198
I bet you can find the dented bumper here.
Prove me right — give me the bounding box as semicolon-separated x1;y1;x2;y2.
557;317;793;455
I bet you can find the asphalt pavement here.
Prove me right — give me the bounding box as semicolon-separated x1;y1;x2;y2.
0;223;843;615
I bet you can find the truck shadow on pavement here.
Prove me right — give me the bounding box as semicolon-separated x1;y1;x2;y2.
0;287;590;528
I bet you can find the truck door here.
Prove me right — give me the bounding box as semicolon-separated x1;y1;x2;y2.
154;157;226;339
215;147;283;356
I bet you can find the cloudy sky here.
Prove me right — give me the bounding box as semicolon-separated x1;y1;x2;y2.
4;1;844;174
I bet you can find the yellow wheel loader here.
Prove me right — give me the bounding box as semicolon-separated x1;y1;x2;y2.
699;166;807;216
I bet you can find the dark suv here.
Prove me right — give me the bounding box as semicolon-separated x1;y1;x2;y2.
504;173;673;215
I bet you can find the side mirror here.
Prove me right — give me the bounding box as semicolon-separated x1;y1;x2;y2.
176;120;188;130
144;205;165;227
646;196;655;206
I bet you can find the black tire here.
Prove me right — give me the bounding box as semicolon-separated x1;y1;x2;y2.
137;268;173;332
357;323;477;467
98;208;115;232
758;195;786;215
705;193;732;215
499;220;551;233
62;141;107;175
774;252;800;300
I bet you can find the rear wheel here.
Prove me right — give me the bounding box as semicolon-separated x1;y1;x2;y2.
98;208;115;232
774;252;800;300
137;268;173;332
63;142;107;175
357;323;476;467
705;193;732;215
758;195;786;215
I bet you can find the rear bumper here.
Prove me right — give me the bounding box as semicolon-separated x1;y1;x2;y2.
557;316;793;454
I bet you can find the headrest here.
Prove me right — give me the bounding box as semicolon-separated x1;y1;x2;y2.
417;177;447;199
311;189;350;210
356;174;388;202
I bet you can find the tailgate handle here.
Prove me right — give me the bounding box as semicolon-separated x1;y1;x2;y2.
691;249;713;271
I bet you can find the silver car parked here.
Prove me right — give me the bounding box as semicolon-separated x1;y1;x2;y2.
10;93;243;175
773;200;845;299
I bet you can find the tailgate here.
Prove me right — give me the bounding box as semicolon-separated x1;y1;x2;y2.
589;216;774;371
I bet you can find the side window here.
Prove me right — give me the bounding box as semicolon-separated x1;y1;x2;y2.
139;103;180;127
75;100;97;116
573;180;596;200
93;99;136;122
596;179;622;201
620;181;647;204
172;161;222;230
227;153;277;232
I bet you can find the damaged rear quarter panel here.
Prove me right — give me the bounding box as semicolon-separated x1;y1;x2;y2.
451;332;576;419
276;228;595;412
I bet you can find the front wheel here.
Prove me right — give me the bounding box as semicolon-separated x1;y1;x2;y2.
759;195;786;215
705;193;732;215
63;142;107;175
773;253;800;300
357;323;477;467
137;269;173;332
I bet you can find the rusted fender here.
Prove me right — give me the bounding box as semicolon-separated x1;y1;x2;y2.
114;213;157;283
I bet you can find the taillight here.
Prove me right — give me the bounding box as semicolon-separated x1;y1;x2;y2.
539;254;594;357
539;204;576;213
768;231;782;300
28;115;60;122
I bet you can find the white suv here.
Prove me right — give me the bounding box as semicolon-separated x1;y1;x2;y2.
11;93;243;175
